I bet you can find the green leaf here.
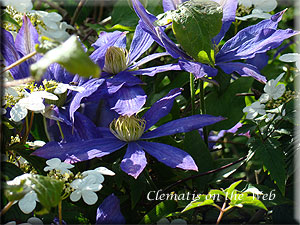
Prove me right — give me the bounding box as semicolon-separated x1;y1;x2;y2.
171;0;223;65
28;175;64;214
2;11;21;29
205;77;253;131
184;131;214;189
250;139;286;195
182;195;215;213
139;201;177;224
31;35;101;80
225;180;243;197
3;179;30;202
238;196;267;211
208;189;226;197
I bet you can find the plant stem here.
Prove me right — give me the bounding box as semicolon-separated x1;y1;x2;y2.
71;0;87;26
1;51;37;75
199;79;208;145
0;201;14;216
190;73;195;115
216;201;227;225
56;121;65;140
22;111;34;143
43;117;51;142
58;200;62;225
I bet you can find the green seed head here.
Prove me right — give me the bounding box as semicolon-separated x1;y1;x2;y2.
103;46;128;75
109;115;146;142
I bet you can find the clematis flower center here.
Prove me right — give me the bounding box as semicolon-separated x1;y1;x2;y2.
103;46;128;75
109;115;146;142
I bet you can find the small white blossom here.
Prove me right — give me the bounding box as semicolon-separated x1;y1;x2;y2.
259;73;285;103
236;0;277;21
70;176;103;205
54;83;85;95
279;53;300;70
157;218;187;225
5;216;43;225
10;91;58;122
2;0;33;13
35;11;74;42
243;101;266;119
44;158;74;174
18;190;38;214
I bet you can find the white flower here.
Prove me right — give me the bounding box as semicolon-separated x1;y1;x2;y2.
259;73;285;103
243;101;266;119
54;83;85;95
35;11;74;42
5;217;43;225
44;158;74;174
279;53;300;70
157;218;187;225
81;167;115;185
18;190;38;214
2;0;33;13
70;176;103;205
236;0;277;21
10;91;58;122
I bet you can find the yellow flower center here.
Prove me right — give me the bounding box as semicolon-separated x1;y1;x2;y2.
103;46;128;75
109;115;146;142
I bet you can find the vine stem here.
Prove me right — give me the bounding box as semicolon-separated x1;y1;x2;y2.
1;51;37;75
199;79;208;145
0;201;14;216
58;200;62;225
190;73;195;115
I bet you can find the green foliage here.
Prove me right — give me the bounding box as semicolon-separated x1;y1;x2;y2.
31;35;101;79
182;180;267;215
157;0;223;65
250;138;287;195
205;77;253;130
28;175;64;214
140;200;178;224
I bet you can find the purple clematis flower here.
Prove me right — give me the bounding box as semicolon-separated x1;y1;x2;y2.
1;15;40;79
32;88;224;178
70;25;182;120
132;0;300;83
96;194;125;224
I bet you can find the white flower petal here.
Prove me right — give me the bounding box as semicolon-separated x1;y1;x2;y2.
46;158;62;168
157;218;170;225
18;191;37;214
171;219;187;224
27;217;43;225
19;97;45;112
85;183;103;192
33;140;46;147
70;179;83;189
54;83;68;94
70;190;82;202
259;93;270;103
95;167;115;176
81;190;98;205
10;103;28;122
279;53;300;63
31;91;58;100
67;85;85;93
